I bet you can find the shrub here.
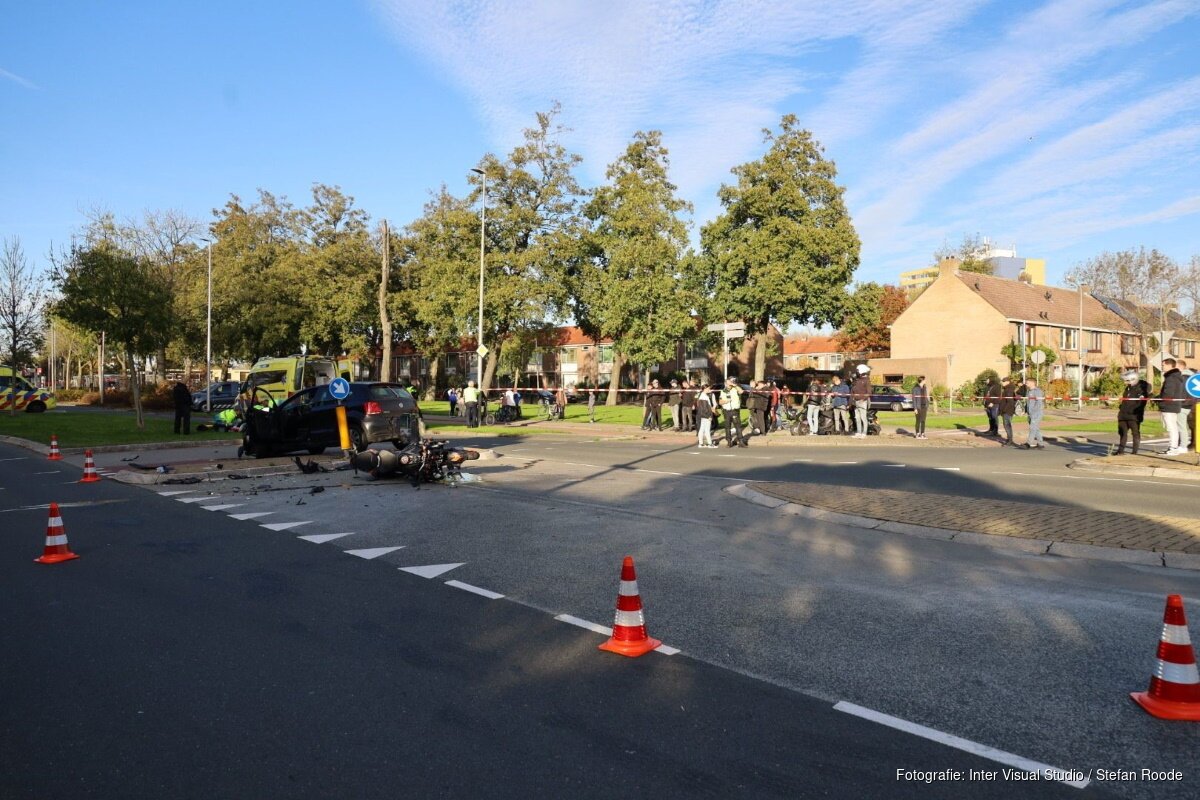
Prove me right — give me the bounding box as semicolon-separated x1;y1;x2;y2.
141;383;176;411
80;389;132;406
900;375;919;393
54;388;87;403
1090;364;1125;404
954;381;975;403
931;383;949;401
973;369;1001;401
1047;378;1072;407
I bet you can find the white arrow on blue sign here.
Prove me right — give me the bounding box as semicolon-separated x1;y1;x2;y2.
1187;374;1200;399
329;378;351;400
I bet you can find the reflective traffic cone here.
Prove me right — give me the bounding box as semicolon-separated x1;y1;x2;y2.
79;450;101;483
48;434;62;461
35;502;79;564
599;556;661;657
1130;594;1200;720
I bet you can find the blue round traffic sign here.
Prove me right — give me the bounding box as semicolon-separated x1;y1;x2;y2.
1187;374;1200;399
329;378;351;400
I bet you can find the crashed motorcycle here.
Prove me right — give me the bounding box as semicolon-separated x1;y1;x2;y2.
350;438;479;487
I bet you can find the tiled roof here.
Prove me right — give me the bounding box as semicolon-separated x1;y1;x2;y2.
1092;295;1200;337
783;335;840;356
956;272;1130;330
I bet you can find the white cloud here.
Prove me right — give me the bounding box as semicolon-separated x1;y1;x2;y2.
0;67;39;90
373;0;1200;284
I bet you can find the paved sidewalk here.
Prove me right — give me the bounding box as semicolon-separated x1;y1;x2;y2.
740;481;1200;570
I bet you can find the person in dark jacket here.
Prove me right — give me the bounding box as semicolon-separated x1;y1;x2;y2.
172;381;192;435
1157;359;1186;455
680;380;696;432
983;377;1002;436
1117;370;1149;455
747;381;768;435
667;380;683;431
645;380;666;431
912;376;929;439
998;376;1018;445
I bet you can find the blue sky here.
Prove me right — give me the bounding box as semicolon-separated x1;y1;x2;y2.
3;0;1199;289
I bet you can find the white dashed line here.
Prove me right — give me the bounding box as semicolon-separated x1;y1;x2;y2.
836;461;858;464
33;471;61;475
833;702;1089;789
793;459;813;462
229;512;274;520
177;496;218;503
344;546;405;560
299;532;355;544
935;467;961;472
260;521;313;532
882;464;906;468
445;580;504;600
0;457;29;462
553;614;679;655
635;468;683;476
994;470;1198;486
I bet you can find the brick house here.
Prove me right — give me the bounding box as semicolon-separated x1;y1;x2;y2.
868;257;1175;389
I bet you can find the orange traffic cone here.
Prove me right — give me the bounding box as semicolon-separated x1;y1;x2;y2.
79;450;101;483
35;502;79;564
1131;594;1200;720
599;556;661;657
47;434;62;461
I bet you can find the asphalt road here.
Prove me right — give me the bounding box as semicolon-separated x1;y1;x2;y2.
1;441;1119;800
22;433;1200;798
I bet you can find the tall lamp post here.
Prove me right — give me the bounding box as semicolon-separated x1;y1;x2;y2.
1078;283;1086;412
470;167;487;385
199;237;213;412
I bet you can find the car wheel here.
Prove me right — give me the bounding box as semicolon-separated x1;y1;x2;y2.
307;446;326;455
890;402;903;412
349;425;365;453
25;401;47;413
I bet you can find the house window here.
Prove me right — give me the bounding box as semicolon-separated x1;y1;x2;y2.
1023;326;1037;347
1187;341;1196;358
558;347;578;365
598;345;614;364
1120;335;1136;355
830;354;844;368
1060;329;1078;350
1087;331;1102;352
1169;339;1180;357
526;352;543;370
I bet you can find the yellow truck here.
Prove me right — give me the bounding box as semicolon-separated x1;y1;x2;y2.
0;366;56;413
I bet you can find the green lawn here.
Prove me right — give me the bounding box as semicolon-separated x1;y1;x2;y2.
422;399;723;427
0;410;239;448
1041;419;1166;436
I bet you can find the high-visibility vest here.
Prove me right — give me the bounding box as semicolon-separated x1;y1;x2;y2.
463;387;479;403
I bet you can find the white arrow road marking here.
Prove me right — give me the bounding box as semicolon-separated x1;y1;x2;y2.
229;512;274;520
299;532;356;544
260;521;312;531
400;563;464;579
344;546;405;559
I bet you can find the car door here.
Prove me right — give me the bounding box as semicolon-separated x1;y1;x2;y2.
303;385;337;445
278;388;318;446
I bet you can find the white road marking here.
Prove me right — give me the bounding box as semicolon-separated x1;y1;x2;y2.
833;702;1089;789
177;496;218;503
553;614;679;655
0;457;29;462
0;499;127;513
33;470;61;475
995;470;1199;486
750;456;771;460
445;580;504;599
229;512;274;520
299;532;355;544
935;467;961;472
158;490;195;496
201;504;244;511
793;458;813;462
400;563;465;579
344;546;405;560
836;461;858;464
555;614;612;635
882;464;906;468
635;468;683;476
260;521;313;531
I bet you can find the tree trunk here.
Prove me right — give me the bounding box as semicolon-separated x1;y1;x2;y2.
606;352;626;406
481;352;497;394
128;348;145;429
379;221;393;382
425;355;440;402
754;331;768;382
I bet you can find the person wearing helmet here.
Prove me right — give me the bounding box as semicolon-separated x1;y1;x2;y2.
851;364;871;438
1117;370;1149;455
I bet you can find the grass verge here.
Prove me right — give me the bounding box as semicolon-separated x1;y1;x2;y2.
0;410;239;448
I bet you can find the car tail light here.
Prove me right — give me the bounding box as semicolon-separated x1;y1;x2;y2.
364;401;383;415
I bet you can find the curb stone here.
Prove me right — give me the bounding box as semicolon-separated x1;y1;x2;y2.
1069;458;1200;482
726;483;1200;572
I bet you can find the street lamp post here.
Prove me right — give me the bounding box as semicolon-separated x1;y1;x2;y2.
471;167;487;385
199;237;213;412
1078;283;1086;412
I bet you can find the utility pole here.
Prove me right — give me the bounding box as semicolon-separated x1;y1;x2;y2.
1078;284;1086;412
379;220;392;382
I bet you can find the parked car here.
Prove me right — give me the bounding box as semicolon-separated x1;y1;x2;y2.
191;381;242;411
240;382;422;458
869;384;913;412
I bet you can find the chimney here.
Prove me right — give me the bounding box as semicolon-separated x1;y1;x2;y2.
938;256;961;277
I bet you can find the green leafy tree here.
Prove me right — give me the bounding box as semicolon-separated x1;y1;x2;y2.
469;105;588;391
836;283;908;353
1001;341;1056;384
578;130;698;404
52;244;173;428
699;114;860;381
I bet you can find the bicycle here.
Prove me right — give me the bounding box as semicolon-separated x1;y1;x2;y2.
483;404;518;426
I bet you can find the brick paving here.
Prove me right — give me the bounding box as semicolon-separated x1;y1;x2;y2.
752;482;1200;554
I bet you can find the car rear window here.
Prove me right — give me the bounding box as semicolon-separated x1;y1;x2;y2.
369;385;413;401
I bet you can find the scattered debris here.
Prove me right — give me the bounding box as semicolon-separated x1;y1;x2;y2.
310;486;325;494
121;455;139;462
293;456;324;475
163;477;203;485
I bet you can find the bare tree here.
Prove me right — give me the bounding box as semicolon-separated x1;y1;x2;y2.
1181;254;1200;326
1;237;47;413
